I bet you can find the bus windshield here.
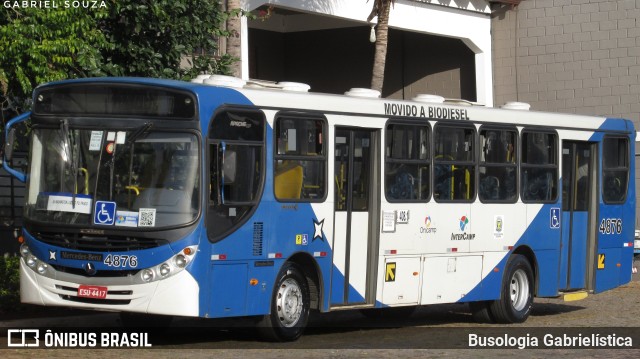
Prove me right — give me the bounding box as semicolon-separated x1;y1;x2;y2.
25;126;199;228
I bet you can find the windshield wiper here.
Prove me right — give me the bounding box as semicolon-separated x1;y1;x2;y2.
60;119;79;208
127;122;153;144
104;122;154;166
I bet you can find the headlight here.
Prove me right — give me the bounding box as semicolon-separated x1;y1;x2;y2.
137;245;197;284
174;254;187;268
37;262;48;274
141;269;154;282
159;263;171;277
26;256;37;267
20;244;30;258
19;244;49;275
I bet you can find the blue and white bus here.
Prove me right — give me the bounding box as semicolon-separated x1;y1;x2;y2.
3;76;635;341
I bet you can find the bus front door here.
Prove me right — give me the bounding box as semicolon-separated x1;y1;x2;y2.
560;141;597;291
331;127;379;306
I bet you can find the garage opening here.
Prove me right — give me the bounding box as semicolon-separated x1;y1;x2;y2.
248;6;476;101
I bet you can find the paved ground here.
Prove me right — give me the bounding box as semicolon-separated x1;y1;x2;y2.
0;257;638;358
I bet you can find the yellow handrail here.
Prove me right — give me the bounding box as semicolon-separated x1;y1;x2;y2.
74;168;89;195
125;185;140;196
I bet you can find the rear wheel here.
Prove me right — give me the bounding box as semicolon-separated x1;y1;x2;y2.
469;301;494;323
490;254;534;323
258;263;310;341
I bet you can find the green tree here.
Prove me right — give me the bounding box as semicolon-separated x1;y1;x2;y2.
0;256;20;313
0;6;109;118
102;0;234;80
0;1;236;122
225;0;243;77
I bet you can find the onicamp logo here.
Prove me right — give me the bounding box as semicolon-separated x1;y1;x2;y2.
459;216;469;231
420;215;437;234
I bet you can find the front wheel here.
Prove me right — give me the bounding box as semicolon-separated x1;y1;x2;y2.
490;254;534;323
258;263;310;341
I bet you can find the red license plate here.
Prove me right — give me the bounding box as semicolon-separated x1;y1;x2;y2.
78;285;108;299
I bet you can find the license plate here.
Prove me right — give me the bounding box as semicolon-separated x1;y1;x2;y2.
78;285;108;299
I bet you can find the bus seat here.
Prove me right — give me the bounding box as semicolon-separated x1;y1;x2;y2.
480;176;499;200
389;171;415;200
524;171;553;201
275;165;303;199
434;164;452;200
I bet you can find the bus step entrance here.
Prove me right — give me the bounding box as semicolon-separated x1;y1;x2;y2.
561;291;589;302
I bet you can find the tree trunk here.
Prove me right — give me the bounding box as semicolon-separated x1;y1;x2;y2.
226;0;243;78
370;0;391;93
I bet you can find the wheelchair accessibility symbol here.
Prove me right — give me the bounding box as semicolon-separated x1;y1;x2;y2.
94;201;116;225
550;207;560;229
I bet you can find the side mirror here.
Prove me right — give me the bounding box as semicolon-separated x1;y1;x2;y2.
214;142;239;205
223;149;237;184
218;142;227;204
3;112;30;182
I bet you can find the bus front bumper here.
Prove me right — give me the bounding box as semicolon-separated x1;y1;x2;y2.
19;258;200;317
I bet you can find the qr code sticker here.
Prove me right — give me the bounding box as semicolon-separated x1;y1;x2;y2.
138;208;156;227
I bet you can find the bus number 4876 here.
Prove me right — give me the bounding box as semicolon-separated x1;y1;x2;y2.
599;218;622;235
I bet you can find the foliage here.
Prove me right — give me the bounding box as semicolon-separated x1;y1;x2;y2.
0;1;238;122
101;0;234;80
0;6;110;117
0;255;20;313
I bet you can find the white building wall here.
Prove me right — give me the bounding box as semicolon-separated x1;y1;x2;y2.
241;0;494;106
492;0;640;228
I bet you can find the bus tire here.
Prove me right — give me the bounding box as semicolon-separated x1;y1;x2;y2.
469;301;494;323
490;254;533;323
258;263;310;341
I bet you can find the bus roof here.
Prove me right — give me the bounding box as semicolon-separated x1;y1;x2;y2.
35;77;635;133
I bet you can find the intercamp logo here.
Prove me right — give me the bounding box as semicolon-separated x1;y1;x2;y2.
459;216;469;231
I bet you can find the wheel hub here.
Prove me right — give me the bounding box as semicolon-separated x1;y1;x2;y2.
510;268;529;311
276;278;303;327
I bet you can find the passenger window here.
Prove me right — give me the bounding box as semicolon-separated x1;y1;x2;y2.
385;123;430;202
602;137;629;203
433;125;476;202
208;110;265;241
521;131;557;202
479;128;517;202
274;116;326;201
